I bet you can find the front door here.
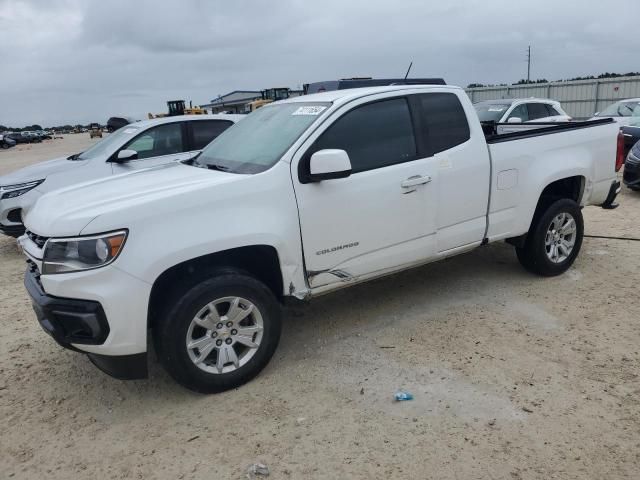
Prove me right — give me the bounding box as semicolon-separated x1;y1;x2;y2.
293;96;438;289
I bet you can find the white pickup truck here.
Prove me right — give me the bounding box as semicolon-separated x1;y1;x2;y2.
18;85;623;393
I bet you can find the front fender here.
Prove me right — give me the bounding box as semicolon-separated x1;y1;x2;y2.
82;161;307;297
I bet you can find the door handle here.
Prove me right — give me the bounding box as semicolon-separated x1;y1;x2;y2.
401;175;432;188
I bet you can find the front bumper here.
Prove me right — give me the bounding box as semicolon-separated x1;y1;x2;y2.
24;265;110;347
0;223;25;237
24;266;148;379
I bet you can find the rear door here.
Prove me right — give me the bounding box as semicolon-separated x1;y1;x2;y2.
415;92;490;253
187;119;235;152
111;122;193;172
293;95;439;288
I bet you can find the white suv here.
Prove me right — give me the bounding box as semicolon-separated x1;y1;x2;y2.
475;98;571;133
0;114;242;237
591;98;640;126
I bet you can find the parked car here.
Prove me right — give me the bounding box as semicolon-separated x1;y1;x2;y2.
17;85;621;393
89;123;102;139
623;139;640;191
5;132;41;144
304;77;446;94
591;98;640;126
36;130;52;140
107;117;136;132
0;114;242;237
475;98;571;135
0;133;17;149
620;124;640;158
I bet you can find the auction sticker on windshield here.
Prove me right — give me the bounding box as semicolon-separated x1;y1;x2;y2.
292;106;327;116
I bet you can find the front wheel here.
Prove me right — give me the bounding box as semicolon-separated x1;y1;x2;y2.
154;269;282;393
516;198;584;276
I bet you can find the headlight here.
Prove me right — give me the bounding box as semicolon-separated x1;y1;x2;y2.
42;230;128;274
1;179;44;199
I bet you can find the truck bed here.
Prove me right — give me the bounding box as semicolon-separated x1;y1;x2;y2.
485;118;614;143
484;117;619;242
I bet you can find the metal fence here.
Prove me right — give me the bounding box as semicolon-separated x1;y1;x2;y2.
465;76;640;119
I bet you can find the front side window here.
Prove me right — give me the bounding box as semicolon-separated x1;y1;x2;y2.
76;125;142;160
508;104;529;122
311;98;417;173
418;93;470;154
190;120;234;150
122;123;184;159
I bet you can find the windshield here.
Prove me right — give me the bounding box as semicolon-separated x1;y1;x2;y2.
596;100;640;118
474;102;512;122
196;102;331;174
75;125;141;160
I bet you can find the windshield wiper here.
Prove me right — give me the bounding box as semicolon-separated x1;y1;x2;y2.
206;164;230;172
189;154;231;172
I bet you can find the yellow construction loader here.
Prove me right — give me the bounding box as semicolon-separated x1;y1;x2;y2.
148;100;208;119
246;88;291;113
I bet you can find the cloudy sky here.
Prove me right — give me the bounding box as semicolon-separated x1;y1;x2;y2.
1;0;638;127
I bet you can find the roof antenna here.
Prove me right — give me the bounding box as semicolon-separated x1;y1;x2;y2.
403;61;413;80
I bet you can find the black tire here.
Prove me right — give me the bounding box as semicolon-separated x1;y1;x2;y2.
628;185;640;192
516;198;584;276
1;143;9;149
154;269;282;393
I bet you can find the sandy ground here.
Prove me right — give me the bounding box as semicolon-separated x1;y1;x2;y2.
0;135;106;176
1;138;639;479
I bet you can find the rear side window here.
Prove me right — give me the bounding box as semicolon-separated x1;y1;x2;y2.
190;120;233;150
546;104;562;116
311;98;417;173
527;103;551;120
417;93;470;154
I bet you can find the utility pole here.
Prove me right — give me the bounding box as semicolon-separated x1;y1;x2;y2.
526;45;531;83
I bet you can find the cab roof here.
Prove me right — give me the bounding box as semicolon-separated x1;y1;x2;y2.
276;85;462;106
128;114;244;129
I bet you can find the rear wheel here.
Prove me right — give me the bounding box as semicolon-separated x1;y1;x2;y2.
628;185;640;192
154;269;281;393
516;198;584;276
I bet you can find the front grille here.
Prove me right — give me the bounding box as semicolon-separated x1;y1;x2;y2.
26;259;43;288
26;230;49;249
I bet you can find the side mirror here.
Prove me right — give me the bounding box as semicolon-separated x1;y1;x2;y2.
309;149;352;182
507;117;522;124
113;149;138;162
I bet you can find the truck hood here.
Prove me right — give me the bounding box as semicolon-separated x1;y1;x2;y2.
24;162;242;236
0;156;82;187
